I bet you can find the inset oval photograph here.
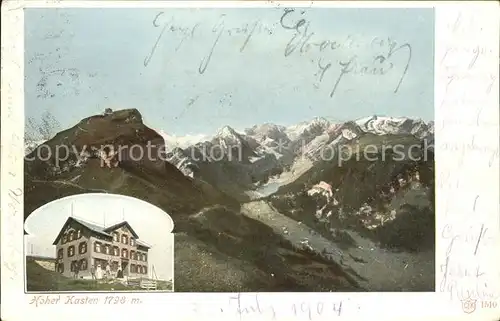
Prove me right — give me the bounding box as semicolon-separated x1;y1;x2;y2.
24;193;174;292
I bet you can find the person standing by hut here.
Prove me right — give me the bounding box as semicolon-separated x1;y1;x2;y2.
117;266;123;279
96;264;103;280
74;261;80;279
105;263;111;279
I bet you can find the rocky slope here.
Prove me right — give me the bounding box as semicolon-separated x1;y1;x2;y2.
24;109;236;219
24;109;366;292
159;125;289;201
258;131;435;290
225;123;435;291
267;131;435;249
156;116;434;200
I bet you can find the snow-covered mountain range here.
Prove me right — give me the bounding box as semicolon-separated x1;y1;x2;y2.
24;115;434;198
154;115;434;194
160;115;433;153
355;115;432;139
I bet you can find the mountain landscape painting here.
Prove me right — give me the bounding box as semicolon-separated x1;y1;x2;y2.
24;6;435;292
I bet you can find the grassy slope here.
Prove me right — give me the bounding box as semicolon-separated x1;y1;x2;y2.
25;109;361;292
27;259;172;291
26;259;139;291
267;133;435;252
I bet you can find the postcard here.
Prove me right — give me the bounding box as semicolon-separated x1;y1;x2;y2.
1;1;499;320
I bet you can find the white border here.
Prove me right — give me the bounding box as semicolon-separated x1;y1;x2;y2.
1;1;499;321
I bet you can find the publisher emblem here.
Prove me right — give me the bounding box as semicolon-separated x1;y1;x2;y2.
461;298;477;314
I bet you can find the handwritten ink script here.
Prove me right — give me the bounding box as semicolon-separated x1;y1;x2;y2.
279;8;412;97
144;11;275;73
2;131;24;280
3;187;23;279
440;223;499;301
191;294;349;320
438;8;500;306
28;12;100;100
29;295;143;307
31;48;99;99
144;10;410;98
2;2;23;284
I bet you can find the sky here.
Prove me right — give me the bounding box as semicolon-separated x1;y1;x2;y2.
24;193;174;281
25;7;434;139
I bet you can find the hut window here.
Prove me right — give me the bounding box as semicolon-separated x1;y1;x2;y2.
79;242;87;254
67;245;75;257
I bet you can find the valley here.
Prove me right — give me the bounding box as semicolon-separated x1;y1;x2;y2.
24;109;435;292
